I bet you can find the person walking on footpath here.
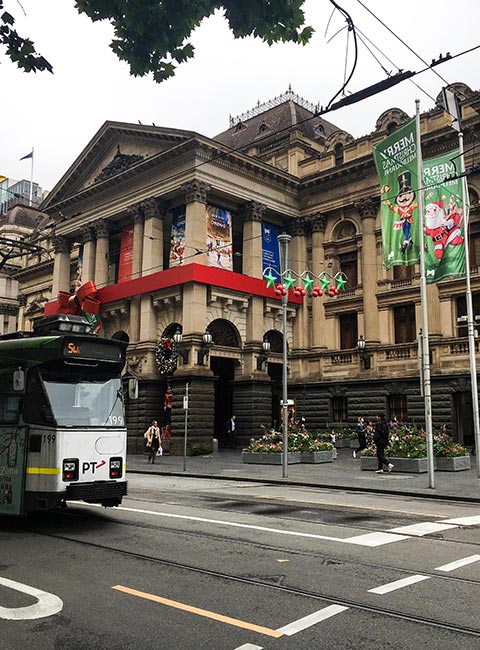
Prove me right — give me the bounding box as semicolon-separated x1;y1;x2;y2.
374;414;394;473
226;415;236;448
144;420;162;464
353;416;367;458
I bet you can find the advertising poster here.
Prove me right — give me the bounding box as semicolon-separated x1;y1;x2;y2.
118;225;134;282
261;223;280;280
373;119;420;268
76;244;83;289
423;149;467;283
206;205;233;270
169;210;186;267
0;427;27;516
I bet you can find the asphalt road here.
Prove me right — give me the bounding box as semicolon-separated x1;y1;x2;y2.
1;475;480;649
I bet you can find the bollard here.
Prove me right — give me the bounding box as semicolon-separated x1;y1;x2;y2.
212;438;219;454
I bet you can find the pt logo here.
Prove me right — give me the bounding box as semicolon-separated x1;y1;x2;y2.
82;460;106;474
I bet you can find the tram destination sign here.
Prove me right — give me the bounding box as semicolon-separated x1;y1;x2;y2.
63;339;124;364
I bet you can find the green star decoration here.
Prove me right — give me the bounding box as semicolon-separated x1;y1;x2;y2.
320;274;331;291
283;272;296;290
336;275;347;291
302;274;314;292
264;269;277;289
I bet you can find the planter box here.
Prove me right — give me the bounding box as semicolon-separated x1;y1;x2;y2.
335;438;351;448
350;440;360;448
360;456;428;473
241;452;301;465
301;450;335;464
435;455;471;471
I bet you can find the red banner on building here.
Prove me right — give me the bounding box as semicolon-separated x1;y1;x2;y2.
118;225;134;282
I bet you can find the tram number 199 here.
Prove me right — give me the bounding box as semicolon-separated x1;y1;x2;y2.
43;434;56;444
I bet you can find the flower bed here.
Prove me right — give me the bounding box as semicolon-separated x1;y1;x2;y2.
242;427;334;464
360;455;428;473
301;450;335;464
435;455;471;471
241;452;301;465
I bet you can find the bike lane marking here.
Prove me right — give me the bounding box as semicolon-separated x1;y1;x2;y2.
0;577;63;620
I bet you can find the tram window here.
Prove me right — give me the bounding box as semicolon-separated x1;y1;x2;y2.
23;370;55;426
0;371;22;424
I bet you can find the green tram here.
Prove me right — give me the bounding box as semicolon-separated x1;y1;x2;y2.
0;314;128;515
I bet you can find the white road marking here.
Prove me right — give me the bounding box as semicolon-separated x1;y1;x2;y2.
0;577;63;620
79;503;408;546
435;555;480;572
440;515;480;526
234;645;263;650
368;575;430;595
276;605;348;636
388;522;457;536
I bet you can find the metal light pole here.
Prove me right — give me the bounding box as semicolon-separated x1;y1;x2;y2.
278;233;292;479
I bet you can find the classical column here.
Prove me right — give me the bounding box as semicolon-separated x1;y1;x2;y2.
358;199;380;343
51;235;72;295
182;180;210;266
241;201;266;374
141;198;164;275
93;221;110;288
290;218;308;350
241;201;265;278
80;226;96;282
311;215;328;349
140;198;165;341
126;203;144;343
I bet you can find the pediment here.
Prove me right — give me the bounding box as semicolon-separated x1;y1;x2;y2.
41;121;195;212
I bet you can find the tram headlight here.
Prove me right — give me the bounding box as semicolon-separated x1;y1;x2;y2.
109;457;123;479
62;459;79;482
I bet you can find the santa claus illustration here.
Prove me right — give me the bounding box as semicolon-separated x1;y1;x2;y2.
424;196;464;262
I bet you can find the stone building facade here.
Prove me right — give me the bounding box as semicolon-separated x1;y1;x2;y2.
16;85;480;452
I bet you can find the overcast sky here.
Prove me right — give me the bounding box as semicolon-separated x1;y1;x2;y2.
1;0;479;192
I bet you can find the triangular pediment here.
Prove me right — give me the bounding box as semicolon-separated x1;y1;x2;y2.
41;121;196;211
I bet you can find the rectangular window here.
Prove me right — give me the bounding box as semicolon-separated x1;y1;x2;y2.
331;396;348;423
340;312;358;349
388;395;408;422
456;293;480;336
394;304;416;343
393;265;414;280
338;252;358;288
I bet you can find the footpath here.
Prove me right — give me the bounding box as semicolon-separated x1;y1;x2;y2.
127;447;480;503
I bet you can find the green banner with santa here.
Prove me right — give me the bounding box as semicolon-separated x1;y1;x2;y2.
423;149;467;283
373;119;420;268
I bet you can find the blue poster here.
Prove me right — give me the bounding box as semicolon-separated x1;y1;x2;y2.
262;223;280;280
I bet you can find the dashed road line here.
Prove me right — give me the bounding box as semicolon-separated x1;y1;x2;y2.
276;604;348;636
368;574;430;595
440;515;480;526
435;555;480;572
388;522;458;536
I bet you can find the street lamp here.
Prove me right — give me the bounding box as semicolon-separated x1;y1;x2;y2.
257;336;271;370
278;232;292;479
197;328;213;365
173;327;189;364
357;335;371;370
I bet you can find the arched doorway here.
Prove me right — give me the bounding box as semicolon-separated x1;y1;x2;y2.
208;319;241;445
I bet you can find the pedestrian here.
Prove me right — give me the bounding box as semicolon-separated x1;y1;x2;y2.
374;414;394;473
226;415;236;448
353;416;367;458
144;420;162;464
365;420;374;447
330;429;338;460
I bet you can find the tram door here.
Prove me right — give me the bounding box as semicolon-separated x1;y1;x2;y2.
454;392;474;446
211;357;234;446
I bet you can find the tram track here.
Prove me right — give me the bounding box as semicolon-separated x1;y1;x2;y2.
11;511;480;639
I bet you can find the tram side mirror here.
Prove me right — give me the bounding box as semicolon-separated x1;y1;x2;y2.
13;369;25;392
128;377;139;400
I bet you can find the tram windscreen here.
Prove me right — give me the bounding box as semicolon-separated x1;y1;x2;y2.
24;369;125;427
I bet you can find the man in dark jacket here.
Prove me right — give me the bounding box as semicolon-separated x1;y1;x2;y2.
374;414;394;473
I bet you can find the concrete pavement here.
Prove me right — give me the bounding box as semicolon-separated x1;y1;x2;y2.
127;446;480;503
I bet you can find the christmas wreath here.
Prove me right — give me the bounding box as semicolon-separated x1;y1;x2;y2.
155;337;179;375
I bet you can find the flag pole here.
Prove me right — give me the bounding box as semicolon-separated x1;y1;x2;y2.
458;131;480;476
416;99;435;488
29;148;34;206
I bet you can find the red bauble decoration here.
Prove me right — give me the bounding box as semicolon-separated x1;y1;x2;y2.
334;288;339;295
301;289;307;296
281;288;287;296
294;285;302;295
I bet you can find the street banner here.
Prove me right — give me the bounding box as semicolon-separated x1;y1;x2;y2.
0;427;27;516
169;210;186;267
206;205;233;270
76;244;83;289
262;223;280;280
118;225;134;282
423;149;467;283
373;119;420;268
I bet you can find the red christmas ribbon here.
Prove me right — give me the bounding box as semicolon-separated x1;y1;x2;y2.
55;280;100;316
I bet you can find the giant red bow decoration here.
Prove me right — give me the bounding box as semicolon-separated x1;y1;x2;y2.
56;280;100;316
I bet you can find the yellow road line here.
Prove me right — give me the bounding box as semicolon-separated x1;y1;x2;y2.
26;467;61;475
112;585;283;638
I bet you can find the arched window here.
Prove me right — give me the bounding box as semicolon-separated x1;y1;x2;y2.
208;319;241;348
334;143;344;166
